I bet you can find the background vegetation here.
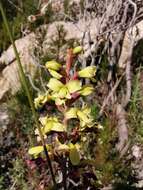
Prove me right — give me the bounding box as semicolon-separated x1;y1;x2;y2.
1;0;143;190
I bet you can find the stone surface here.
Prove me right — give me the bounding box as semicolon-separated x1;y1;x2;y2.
0;33;38;99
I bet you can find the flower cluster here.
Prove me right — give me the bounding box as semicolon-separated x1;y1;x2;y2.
29;46;99;167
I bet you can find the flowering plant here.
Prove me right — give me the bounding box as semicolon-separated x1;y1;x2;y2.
28;47;101;189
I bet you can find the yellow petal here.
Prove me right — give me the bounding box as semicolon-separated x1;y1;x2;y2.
44;119;65;133
66;80;81;93
78;66;96;78
45;60;61;71
57;144;69;152
77;110;89;123
48;69;62;79
51;122;66;132
47;78;64;92
69;144;80;165
28;146;44;155
34;94;50;109
65;107;78;119
58;86;68;98
79;85;94;96
82;106;91;115
73;46;83;54
44;121;53;133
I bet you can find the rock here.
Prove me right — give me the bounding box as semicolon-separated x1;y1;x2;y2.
0;33;38;100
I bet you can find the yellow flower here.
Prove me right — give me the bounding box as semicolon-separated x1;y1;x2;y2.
79;105;94;128
65;105;94;129
65;107;78;119
58;86;71;99
54;137;69;153
34;94;50;109
28;145;51;157
66;80;81;93
47;78;64;92
39;116;66;133
79;85;94;96
48;69;62;79
45;60;61;71
28;146;44;156
69;143;80;165
47;79;81;105
78;66;96;78
73;46;83;54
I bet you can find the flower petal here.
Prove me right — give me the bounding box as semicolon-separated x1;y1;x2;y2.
65;107;78;119
78;66;96;78
48;69;62;79
66;80;81;93
45;60;61;71
77;110;90;123
58;87;69;98
79;85;94;96
57;144;69;152
69;144;80;165
34;94;49;109
51;122;66;132
44;121;54;133
28;146;44;155
47;78;64;92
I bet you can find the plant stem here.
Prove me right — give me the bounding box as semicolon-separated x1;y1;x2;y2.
0;2;56;187
43;145;56;185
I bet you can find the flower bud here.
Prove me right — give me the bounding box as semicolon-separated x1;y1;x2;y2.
73;46;83;54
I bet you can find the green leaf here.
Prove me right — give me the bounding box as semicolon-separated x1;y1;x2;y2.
69;144;80;166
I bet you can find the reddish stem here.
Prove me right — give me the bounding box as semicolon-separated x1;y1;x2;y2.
66;49;74;82
71;71;78;80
